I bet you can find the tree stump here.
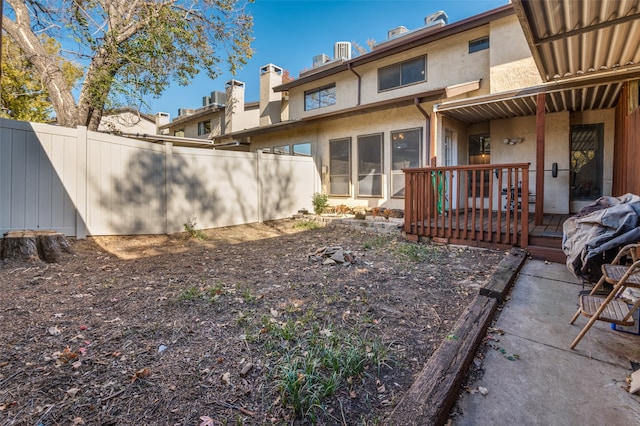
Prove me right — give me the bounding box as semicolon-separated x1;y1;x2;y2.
1;230;73;263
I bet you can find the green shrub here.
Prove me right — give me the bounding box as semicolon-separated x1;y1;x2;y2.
311;192;329;214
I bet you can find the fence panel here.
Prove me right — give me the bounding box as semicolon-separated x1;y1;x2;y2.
85;131;167;235
0;119;77;235
0;118;319;237
258;153;317;222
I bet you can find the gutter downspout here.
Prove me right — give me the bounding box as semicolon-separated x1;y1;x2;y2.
347;63;361;106
414;98;432;166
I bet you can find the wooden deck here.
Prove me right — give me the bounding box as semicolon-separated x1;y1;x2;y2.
403;164;570;262
406;211;570;262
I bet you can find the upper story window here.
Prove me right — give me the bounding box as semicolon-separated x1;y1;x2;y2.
305;84;336;110
198;120;211;136
174;129;185;137
378;56;426;91
469;37;489;53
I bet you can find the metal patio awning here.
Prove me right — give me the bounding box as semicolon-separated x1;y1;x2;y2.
512;0;640;82
434;65;640;124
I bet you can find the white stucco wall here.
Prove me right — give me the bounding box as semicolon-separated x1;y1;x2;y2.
489;16;543;93
287;20;507;121
250;105;428;210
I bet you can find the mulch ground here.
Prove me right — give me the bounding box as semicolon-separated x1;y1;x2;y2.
0;219;505;425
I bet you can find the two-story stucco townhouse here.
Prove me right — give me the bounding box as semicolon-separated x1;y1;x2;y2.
214;4;541;211
212;0;640;226
159;80;261;143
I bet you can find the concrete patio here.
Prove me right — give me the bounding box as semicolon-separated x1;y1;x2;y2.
451;259;640;425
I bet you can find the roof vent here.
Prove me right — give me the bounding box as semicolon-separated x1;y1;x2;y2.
334;42;352;60
312;53;330;68
425;11;448;27
177;108;195;117
388;26;409;39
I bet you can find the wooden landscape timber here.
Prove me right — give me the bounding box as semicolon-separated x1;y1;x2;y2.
1;230;73;263
386;248;526;425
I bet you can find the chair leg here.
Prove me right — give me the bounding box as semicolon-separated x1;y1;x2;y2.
570;276;606;325
570;288;619;350
569;308;582;325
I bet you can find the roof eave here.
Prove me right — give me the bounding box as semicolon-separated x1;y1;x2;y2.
273;4;514;93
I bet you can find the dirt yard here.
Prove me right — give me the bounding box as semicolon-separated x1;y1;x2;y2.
0;219;505;425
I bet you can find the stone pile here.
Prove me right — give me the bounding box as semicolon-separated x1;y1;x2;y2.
309;246;356;265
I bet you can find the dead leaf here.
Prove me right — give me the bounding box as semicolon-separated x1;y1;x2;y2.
54;347;78;364
72;417;85;425
66;388;80;398
199;415;215;426
48;326;62;336
72;360;82;369
131;367;151;383
221;371;231;386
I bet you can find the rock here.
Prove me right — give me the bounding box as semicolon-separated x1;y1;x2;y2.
330;248;345;263
323;258;337;265
240;363;254;377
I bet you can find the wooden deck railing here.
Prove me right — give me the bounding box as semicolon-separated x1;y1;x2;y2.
404;163;530;248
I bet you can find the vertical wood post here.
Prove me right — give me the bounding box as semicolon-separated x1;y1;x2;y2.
535;93;546;225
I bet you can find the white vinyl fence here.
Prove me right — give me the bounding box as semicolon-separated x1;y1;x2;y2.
0;118;319;238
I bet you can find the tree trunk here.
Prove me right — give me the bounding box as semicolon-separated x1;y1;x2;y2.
1;230;73;263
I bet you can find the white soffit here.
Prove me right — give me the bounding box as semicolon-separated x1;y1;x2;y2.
512;0;640;81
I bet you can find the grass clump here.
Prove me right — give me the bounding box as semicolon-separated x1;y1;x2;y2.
396;241;440;262
183;215;206;240
363;235;388;250
177;283;225;303
293;220;321;230
252;314;390;421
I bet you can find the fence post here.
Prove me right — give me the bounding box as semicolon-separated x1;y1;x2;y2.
165;142;174;234
75;126;88;239
256;151;263;223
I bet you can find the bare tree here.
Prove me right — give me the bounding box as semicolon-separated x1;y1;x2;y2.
2;0;254;130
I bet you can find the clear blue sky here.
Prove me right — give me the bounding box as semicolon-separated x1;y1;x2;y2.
149;0;508;117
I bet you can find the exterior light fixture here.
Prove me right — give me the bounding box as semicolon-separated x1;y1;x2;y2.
503;137;523;145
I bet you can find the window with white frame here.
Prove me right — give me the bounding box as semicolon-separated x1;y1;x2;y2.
305;84;336;110
329;138;351;196
197;120;211;135
357;134;383;197
378;56;426;91
174;128;185;137
391;128;421;198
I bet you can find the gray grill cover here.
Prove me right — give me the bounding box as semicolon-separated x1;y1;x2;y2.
562;193;640;282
